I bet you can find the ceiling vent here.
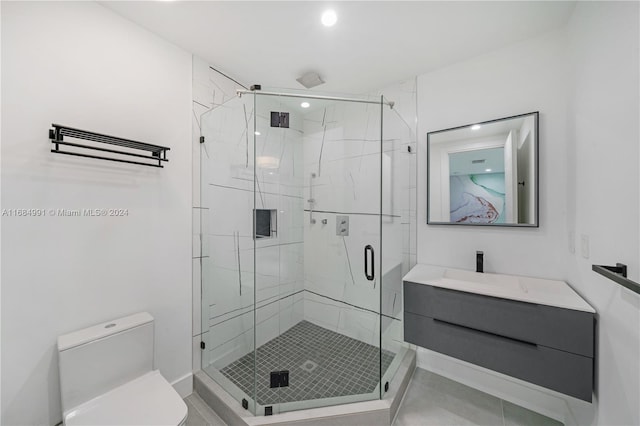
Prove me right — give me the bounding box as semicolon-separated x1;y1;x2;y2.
296;72;325;89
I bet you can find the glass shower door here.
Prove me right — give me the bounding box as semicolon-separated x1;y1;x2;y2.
253;92;384;414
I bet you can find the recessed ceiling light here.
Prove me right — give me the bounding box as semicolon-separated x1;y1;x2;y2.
255;131;261;136
301;102;310;108
471;124;481;130
321;9;337;27
485;168;492;172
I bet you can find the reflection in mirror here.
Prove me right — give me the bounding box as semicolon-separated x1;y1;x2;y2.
427;112;538;226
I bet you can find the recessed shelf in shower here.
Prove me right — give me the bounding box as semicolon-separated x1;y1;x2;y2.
254;209;277;239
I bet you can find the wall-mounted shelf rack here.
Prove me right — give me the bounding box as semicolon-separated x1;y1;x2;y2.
592;263;640;295
49;124;170;168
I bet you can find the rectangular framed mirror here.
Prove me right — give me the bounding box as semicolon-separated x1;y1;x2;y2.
427;112;539;227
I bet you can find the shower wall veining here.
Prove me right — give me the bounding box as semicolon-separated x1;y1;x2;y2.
200;93;306;369
301;90;416;349
191;55;417;372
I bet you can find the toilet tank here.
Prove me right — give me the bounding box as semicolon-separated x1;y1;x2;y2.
57;312;154;413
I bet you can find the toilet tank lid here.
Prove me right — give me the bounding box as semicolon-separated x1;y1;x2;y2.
58;312;153;352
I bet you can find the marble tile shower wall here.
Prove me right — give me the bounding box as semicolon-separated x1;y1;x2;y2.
192;53;417;373
381;79;418;352
301;81;417;349
195;74;306;371
199;96;306;369
383;78;418;278
192;57;247;372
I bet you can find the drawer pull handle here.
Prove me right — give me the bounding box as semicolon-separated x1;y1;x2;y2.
433;318;538;347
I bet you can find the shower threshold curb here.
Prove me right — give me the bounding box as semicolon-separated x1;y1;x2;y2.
194;348;416;426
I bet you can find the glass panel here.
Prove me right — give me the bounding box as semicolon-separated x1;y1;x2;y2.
251;93;301;415
254;92;383;414
380;97;414;392
198;89;413;417
200;95;257;414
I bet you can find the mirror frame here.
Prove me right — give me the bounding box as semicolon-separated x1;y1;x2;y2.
427;111;539;227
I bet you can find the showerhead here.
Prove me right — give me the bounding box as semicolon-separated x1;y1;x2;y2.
296;71;325;89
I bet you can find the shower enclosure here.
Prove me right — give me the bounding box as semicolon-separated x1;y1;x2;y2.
199;88;413;416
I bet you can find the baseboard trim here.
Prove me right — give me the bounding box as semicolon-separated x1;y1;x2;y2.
172;372;194;398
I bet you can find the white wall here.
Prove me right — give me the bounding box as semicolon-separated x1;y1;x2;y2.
415;8;639;425
1;2;192;425
415;29;572;421
565;2;640;425
417;29;569;280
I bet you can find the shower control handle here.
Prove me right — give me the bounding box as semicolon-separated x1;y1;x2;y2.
309;173;317;224
364;245;375;281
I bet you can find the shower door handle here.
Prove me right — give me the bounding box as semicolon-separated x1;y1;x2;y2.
364;245;375;281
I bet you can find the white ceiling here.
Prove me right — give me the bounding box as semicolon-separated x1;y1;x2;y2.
100;1;576;94
430;115;528;143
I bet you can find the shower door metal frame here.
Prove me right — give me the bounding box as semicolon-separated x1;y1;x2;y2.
238;88;394;107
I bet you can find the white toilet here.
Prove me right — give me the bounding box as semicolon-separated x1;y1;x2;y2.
57;312;188;425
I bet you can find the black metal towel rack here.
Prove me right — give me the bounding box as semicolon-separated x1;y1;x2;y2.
49;124;170;168
592;263;640;295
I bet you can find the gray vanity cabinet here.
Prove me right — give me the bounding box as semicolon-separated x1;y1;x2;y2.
403;281;595;402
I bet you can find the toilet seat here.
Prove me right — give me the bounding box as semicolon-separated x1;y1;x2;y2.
63;370;188;426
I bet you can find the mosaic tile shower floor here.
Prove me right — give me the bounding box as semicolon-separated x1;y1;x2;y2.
220;320;395;405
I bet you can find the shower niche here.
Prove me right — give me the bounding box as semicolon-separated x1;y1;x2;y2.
254;209;277;239
198;89;415;417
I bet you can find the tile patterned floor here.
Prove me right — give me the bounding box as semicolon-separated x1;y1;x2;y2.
220;320;395;405
393;369;563;426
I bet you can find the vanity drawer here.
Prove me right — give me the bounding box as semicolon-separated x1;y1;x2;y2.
404;281;594;357
404;312;593;401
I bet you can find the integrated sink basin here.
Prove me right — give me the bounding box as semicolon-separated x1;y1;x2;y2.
404;264;594;312
442;268;528;294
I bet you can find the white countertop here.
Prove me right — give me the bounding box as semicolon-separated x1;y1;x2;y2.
403;264;595;313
